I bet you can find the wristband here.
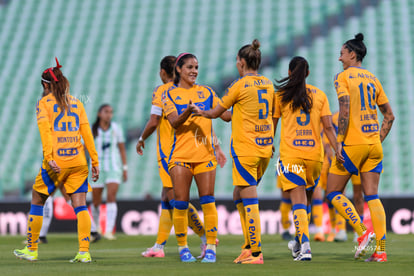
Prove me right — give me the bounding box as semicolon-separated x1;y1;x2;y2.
138;136;144;143
123;165;128;171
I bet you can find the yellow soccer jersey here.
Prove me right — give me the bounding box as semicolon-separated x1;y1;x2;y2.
163;84;220;163
36;93;98;168
151;82;175;161
275;84;331;162
334;67;389;145
220;74;275;158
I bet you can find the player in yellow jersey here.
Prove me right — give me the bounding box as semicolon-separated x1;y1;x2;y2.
326;34;395;262
163;53;230;263
193;40;274;264
274;56;338;261
137;56;219;258
13;58;99;263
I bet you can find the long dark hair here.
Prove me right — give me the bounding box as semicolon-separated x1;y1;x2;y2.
92;104;111;138
344;33;367;62
174;53;197;85
238;39;261;70
160;56;176;78
41;58;70;111
275;56;312;114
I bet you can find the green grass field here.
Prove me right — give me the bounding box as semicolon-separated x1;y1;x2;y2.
1;233;413;276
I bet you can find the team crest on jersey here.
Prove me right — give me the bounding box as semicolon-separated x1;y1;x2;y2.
197;91;205;99
161;91;166;100
334;81;339;90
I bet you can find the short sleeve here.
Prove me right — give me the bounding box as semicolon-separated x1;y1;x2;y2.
115;123;125;143
219;79;241;109
36;99;49;123
273;93;281;118
320;92;332;117
375;80;389;106
163;90;177;116
151;85;162;108
334;72;349;99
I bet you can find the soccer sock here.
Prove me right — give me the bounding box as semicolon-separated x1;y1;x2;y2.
200;196;218;246
187;202;205;238
90;204;100;233
27;204;44;251
40;197;53;237
307;205;312;224
312;199;323;232
365;195;386;252
335;210;346;231
292;204;310;245
155;201;173;246
74;206;91;252
327;192;366;236
279;198;292;231
173;201;188;247
105;202;118;234
235;199;249;249
328;202;336;231
242;198;261;255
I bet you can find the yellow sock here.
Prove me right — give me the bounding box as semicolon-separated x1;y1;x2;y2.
292;204;310;244
74;206;91;252
312;199;323;229
235;200;249;249
307;205;311;224
366;196;386;252
336;211;346;231
173;201;188;247
155;201;173;245
188;202;205;238
27;204;44;251
328;203;336;230
327;192;365;236
279;198;292;231
200;196;218;245
243;198;261;254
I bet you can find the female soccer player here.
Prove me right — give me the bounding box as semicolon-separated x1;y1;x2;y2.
326;33;395;262
163;53;230;263
13;58;99;263
192;39;274;264
89;104;127;241
274;56;338;261
137;56;222;258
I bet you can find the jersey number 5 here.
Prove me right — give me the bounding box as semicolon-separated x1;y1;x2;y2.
53;104;79;131
257;89;269;119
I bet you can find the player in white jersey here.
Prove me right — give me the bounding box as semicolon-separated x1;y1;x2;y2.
90;104;128;241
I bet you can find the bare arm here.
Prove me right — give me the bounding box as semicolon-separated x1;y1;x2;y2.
219;110;232;122
337;95;350;141
136;114;161;155
166;101;194;129
272;117;279;136
118;142;128;181
321;115;344;163
193;104;227;120
378;102;395;143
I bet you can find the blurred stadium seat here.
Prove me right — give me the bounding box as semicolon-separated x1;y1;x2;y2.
0;0;412;200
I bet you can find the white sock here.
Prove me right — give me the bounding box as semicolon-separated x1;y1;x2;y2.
40;197;53;237
154;243;164;250
105;202;117;234
90;204;100;233
314;226;323;234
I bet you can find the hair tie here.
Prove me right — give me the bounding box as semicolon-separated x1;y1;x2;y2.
175;52;191;66
42;57;62;82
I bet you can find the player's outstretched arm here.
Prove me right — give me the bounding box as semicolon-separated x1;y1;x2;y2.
136;114;161;155
192;103;227;120
166;100;196;129
321;115;343;163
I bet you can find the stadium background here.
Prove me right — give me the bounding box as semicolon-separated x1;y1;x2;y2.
0;0;413;235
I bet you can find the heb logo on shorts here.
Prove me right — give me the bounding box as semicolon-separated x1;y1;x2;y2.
255;137;273;146
57;147;78;156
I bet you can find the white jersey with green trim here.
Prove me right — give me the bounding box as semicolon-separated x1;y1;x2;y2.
94;122;125;172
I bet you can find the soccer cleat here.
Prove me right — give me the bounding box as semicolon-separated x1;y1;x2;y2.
233;248;251;263
70;252;92;263
314;232;325;242
238;253;263;264
179;248;196;263
365;252;387;262
294;249;312;261
103;232;116;240
91;232;101;243
288;240;300;258
355;230;375;259
13;246;38;262
334;230;347;242
282;230;293;241
326;231;336;242
201;249;216;263
198;238;219;259
39;236;48;244
141;247;165;258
